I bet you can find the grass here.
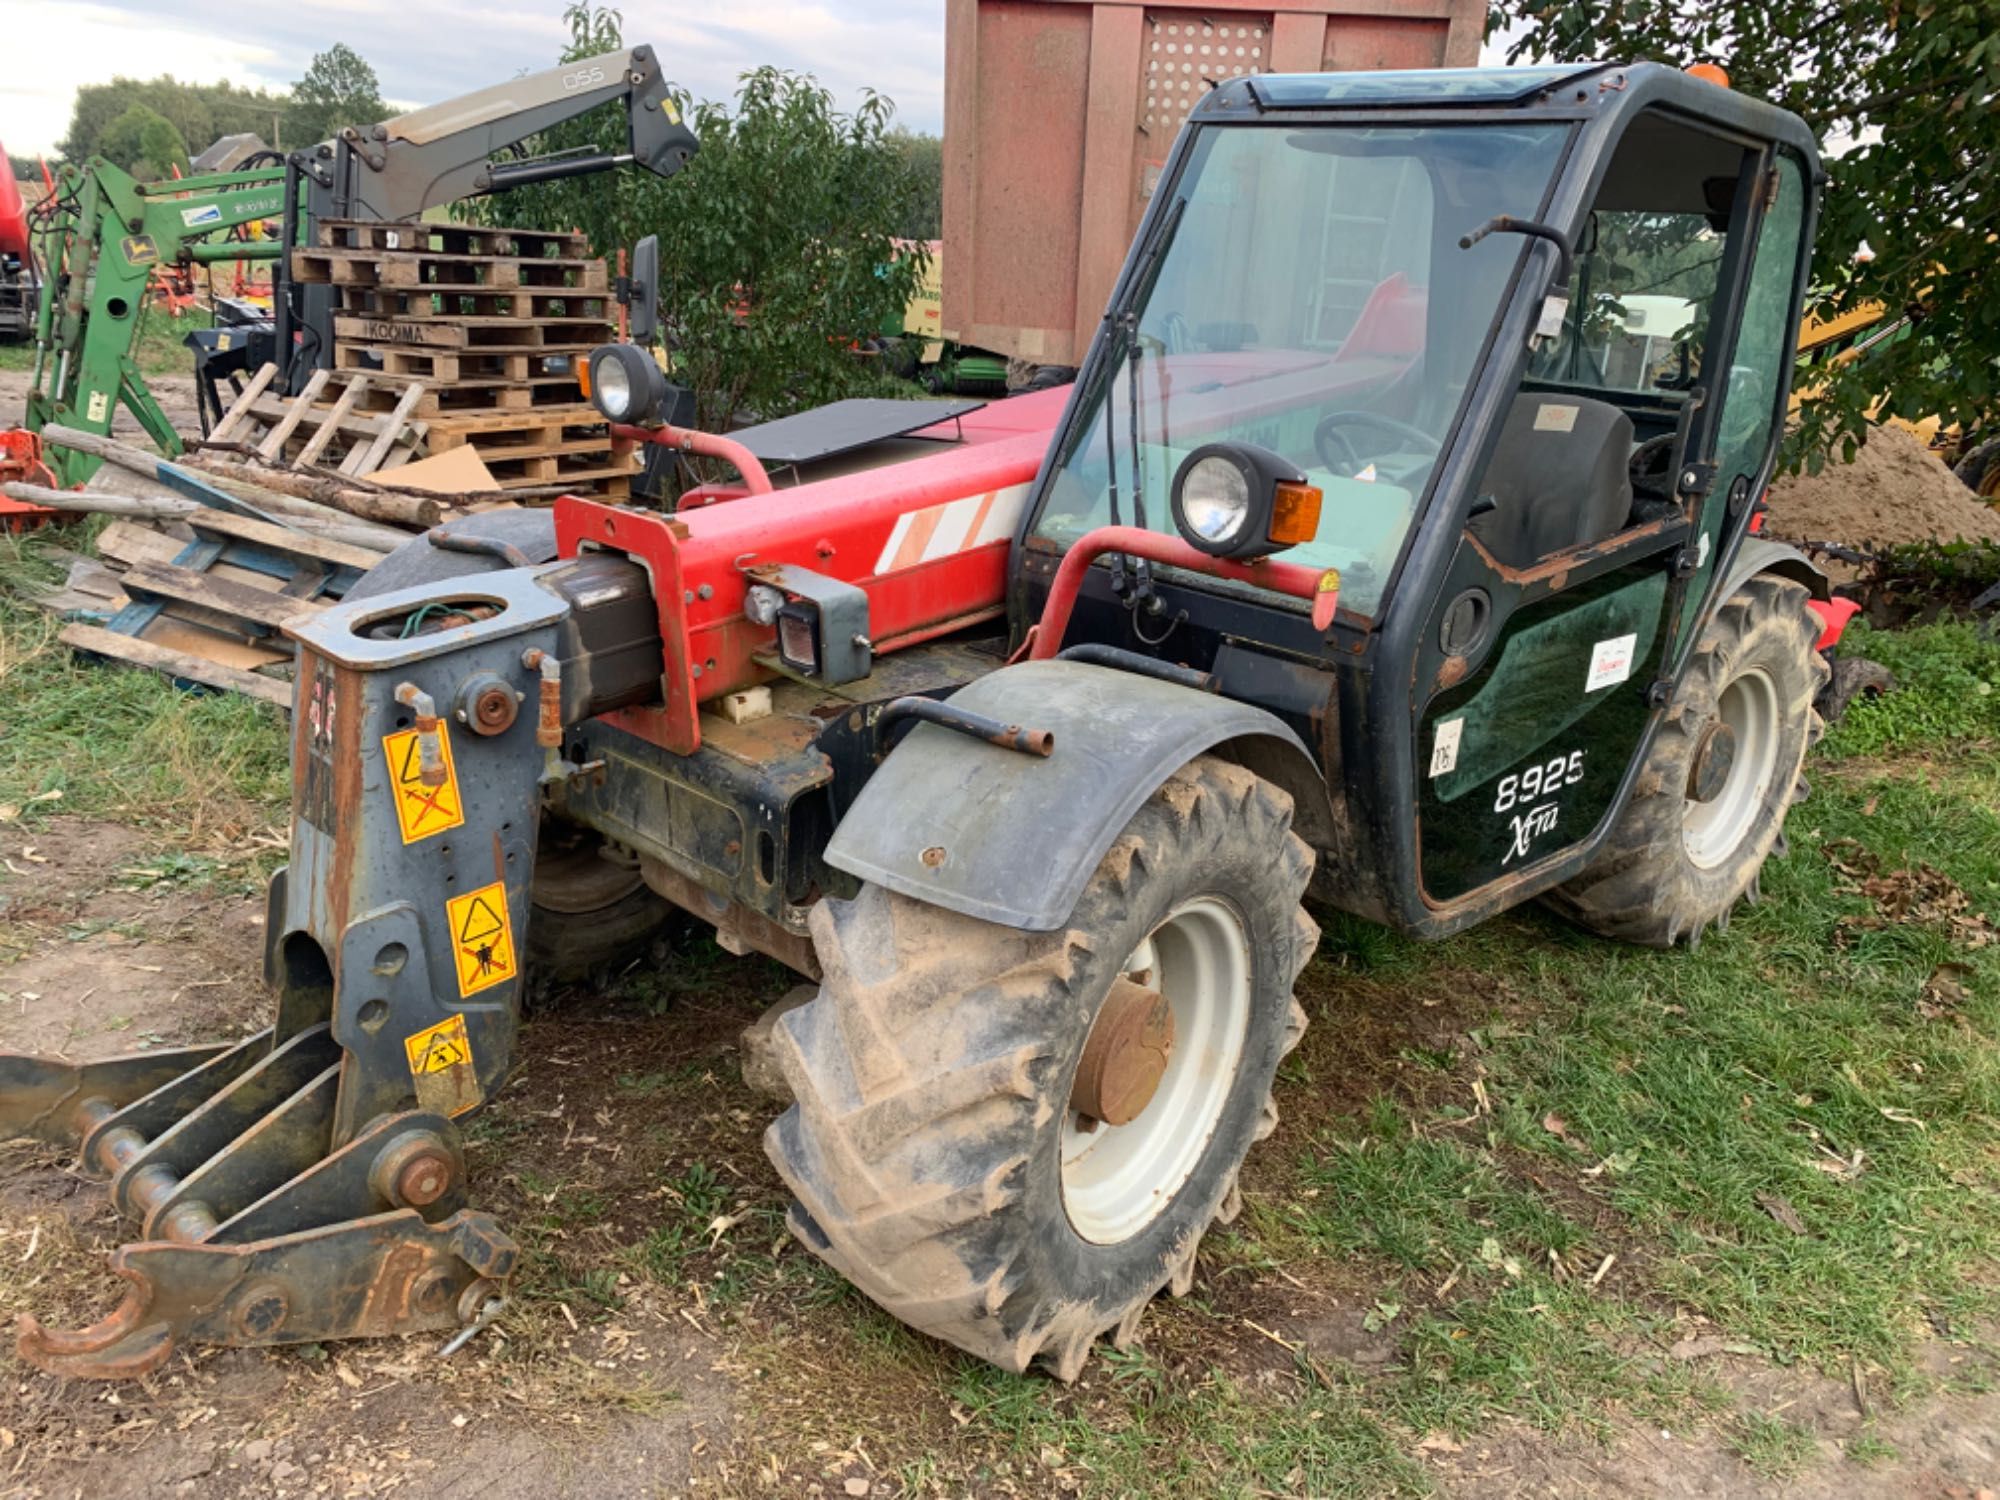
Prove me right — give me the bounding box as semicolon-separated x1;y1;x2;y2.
2;502;1997;1494
0;529;288;857
0;299;214;376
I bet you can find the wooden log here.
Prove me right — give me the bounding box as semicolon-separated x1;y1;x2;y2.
39;425;412;550
186;456;441;528
2;483;195;519
59;622;293;708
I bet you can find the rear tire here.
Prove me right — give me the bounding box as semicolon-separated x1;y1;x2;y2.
1955;436;2000;501
764;756;1318;1378
527;829;673;982
1546;575;1827;948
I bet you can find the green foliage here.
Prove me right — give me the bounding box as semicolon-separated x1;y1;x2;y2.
136;116;191;182
61;76;287;166
288;44;391;148
1483;1;2000;468
885;128;943;240
477;3;931;430
1819;619;2000;756
98;105;174;175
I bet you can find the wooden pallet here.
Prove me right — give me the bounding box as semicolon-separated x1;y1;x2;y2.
315;218;589;259
331;285;613;321
57;505;378;707
324;370;584;418
292;247;607;292
215;363;429;474
332;313;614;351
334;344;557;385
425;404;612;452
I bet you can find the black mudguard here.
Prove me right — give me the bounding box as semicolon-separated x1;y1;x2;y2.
823;659;1328;932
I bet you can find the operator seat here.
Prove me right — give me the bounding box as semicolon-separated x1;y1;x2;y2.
1467;393;1634;570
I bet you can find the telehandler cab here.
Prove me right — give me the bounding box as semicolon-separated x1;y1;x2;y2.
2;62;1847;1381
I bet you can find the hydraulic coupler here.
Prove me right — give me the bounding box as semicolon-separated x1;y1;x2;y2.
0;553;659;1377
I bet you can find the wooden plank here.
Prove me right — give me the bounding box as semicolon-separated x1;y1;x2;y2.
332;285;612;320
256;368;332;461
181;508;386;572
347;381;429;477
121;560;326;631
60;622;293;707
293;376;370;467
334;344;534;384
247;390;421;445
95;520;191;569
210;363;280;443
331;314;613;350
315;219;589;258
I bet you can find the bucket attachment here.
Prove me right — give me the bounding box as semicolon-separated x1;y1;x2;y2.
2;567;584;1377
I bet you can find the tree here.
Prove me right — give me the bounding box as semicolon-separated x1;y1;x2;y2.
137;116;192;180
289;44;390;147
479;4;931;432
61;77;288;167
1483;2;2000;468
886;129;943;240
98;104;176;173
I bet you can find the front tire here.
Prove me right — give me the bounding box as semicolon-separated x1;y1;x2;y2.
1546;575;1827;948
764;756;1318;1378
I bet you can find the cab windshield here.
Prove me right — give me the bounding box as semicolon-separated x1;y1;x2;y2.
1029;121;1570;619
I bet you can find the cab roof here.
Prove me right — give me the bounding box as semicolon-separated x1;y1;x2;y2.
1193;61;1822;172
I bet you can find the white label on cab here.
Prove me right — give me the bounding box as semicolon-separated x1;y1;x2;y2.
1534;402;1579;433
1586;634;1638;692
1430;718;1464;778
1535;294;1570;340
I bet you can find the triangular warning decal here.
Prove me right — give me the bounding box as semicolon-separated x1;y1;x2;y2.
457;893;507;945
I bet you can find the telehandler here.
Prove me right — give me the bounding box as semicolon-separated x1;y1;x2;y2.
1;61;1849;1381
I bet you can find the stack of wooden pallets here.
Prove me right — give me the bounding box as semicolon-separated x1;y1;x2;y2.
288;219;638;499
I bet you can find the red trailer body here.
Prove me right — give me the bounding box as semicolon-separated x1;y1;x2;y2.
940;0;1486;368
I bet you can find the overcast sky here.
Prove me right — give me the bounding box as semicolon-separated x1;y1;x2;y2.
0;0;951;157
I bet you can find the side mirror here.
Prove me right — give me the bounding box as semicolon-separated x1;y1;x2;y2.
629;234;660;345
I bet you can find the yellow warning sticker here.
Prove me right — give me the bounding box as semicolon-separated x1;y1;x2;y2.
405;1012;473;1075
445;880;516;998
403;1013;482;1118
383;724;465;844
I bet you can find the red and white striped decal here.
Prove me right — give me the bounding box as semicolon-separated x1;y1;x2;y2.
873;483;1030;575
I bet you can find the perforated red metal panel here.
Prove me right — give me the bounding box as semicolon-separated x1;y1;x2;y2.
942;0;1486;368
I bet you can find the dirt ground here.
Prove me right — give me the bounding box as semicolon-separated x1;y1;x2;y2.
3;816;1997;1500
0;370;204;444
1764;423;2000;550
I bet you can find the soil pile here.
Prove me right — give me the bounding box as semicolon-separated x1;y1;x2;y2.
1765;423;2000;549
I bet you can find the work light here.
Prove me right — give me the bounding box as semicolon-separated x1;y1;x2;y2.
1169;443;1323;560
585;343;668;426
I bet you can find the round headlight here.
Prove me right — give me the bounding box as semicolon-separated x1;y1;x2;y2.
1177;454;1251;546
592;352;634;420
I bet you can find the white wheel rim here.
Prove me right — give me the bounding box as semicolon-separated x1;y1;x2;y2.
1060;897;1253;1245
1682;665;1781;870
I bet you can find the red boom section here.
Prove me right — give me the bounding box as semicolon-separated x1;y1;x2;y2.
0;149;27;261
555;389;1068;754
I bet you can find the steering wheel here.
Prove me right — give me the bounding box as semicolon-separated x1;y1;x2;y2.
1313;410;1442;478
